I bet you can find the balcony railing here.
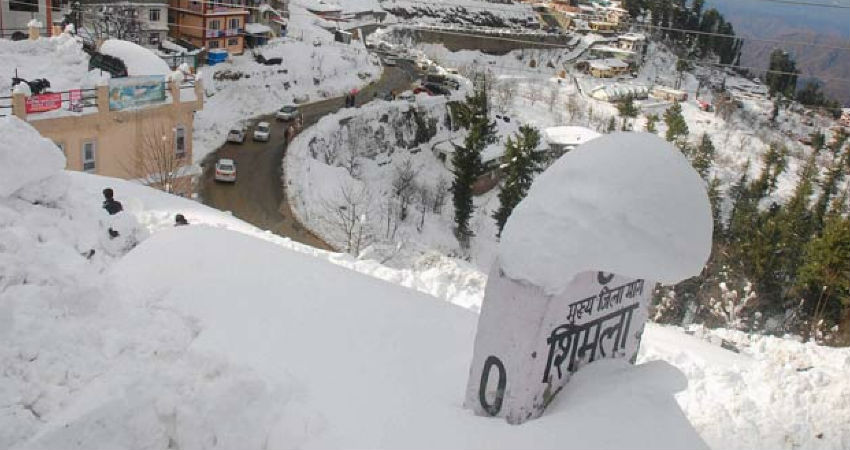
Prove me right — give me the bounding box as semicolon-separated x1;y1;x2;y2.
205;28;244;38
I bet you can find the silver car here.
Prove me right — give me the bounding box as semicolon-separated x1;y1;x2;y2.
214;158;237;182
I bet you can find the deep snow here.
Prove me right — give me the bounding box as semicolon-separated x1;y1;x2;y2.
2;116;849;449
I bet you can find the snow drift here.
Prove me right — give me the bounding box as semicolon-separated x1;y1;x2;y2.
499;132;713;295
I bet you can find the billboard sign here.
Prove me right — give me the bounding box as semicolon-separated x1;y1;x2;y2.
108;76;166;111
25;92;62;113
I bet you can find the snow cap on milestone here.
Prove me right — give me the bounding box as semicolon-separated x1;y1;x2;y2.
99;39;170;76
499;132;712;295
0;117;66;197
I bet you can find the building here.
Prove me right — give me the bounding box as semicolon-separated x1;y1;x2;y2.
3;31;202;196
80;0;170;48
544;126;600;156
590;84;648;102
587;58;629;78
840;108;850;127
304;0;341;20
0;0;67;38
168;0;248;55
618;33;645;53
589;44;635;62
252;0;288;37
651;85;688;102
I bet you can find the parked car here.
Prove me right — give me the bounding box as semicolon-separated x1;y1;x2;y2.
413;86;434;96
214;158;237;182
423;82;451;96
375;90;394;101
226;126;246;144
253;121;271;141
381;56;398;66
397;90;415;102
276;104;301;121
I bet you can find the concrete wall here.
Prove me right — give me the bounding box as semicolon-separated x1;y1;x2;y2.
390;28;574;55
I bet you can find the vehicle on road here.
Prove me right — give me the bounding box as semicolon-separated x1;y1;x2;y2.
381;56;398;66
276;104;301;121
412;86;434;96
226;126;246;144
398;90;415;102
253;121;271;141
214;158;237;182
423;82;451;96
375;90;394;101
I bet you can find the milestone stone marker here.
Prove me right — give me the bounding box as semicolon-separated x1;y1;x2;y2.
465;267;653;424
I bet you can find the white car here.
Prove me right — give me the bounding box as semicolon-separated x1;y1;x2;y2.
253;121;271;141
381;56;398;66
214;158;236;182
226;127;246;144
276;104;300;120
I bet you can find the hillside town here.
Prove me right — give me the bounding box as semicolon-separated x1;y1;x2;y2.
2;0;849;448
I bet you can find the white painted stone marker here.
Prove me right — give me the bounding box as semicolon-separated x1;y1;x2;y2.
465;132;714;424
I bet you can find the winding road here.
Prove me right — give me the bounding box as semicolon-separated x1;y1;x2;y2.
199;63;418;250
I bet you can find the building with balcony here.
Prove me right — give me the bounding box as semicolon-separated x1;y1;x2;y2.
168;0;247;55
1;0;68;38
79;0;170;49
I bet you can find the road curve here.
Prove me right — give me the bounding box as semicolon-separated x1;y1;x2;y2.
199;64;417;250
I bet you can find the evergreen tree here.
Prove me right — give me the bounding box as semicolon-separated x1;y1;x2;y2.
450;77;495;248
617;95;639;130
775;154;818;302
796;213;850;342
692;133;715;180
645;113;659;133
493;126;544;236
813;146;849;233
664;101;689;143
765;49;799;98
810;130;825;153
606;116;617;133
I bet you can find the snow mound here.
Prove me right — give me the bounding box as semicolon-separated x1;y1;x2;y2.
0;32;95;94
0;117;65;197
100;39;170;76
499;132;712;294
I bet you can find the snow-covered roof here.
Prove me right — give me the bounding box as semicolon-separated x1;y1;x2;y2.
592;45;635;54
305;0;342;12
619;33;646;41
500;132;712;294
0;31;97;94
591;84;649;100
544;126;601;146
245;22;272;34
100;39;170;76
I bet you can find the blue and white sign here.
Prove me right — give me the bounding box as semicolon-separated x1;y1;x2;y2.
108;75;166;111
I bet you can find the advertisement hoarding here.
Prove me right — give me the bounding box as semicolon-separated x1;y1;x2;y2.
108;76;166;111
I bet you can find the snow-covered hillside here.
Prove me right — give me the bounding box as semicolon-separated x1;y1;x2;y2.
2;112;848;450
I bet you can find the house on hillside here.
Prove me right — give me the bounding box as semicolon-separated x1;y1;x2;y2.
304;0;342;20
0;0;67;38
651;85;688;102
168;0;248;55
618;33;645;53
79;0;169;48
590;84;648;102
544;126;600;156
840;108;850;127
3;31;203;196
250;0;288;38
588;58;629;78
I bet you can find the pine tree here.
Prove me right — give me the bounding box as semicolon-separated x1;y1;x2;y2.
606;116;617;133
645;113;659;133
493;125;544;236
765;49;799;98
813;147;849;233
692;133;715;180
617;95;639;131
775;154;818;302
797;213;850;342
450;76;495;248
664;101;689;143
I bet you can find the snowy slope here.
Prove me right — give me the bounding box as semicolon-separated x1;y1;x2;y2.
3;117;849;450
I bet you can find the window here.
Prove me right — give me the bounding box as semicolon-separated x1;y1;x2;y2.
228;18;239;29
10;0;38;12
149;8;161;22
209;19;220;30
208;39;220;48
227;37;239;46
82;141;96;172
174;126;186;158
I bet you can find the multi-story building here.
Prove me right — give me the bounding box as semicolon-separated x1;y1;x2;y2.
0;0;68;38
79;0;169;48
168;0;247;55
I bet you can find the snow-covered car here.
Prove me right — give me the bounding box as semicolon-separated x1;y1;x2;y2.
253;121;271;141
276;104;300;121
381;56;398;66
226;127;246;144
397;91;415;102
214;158;237;182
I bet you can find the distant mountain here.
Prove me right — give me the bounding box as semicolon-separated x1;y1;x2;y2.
706;0;850;106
